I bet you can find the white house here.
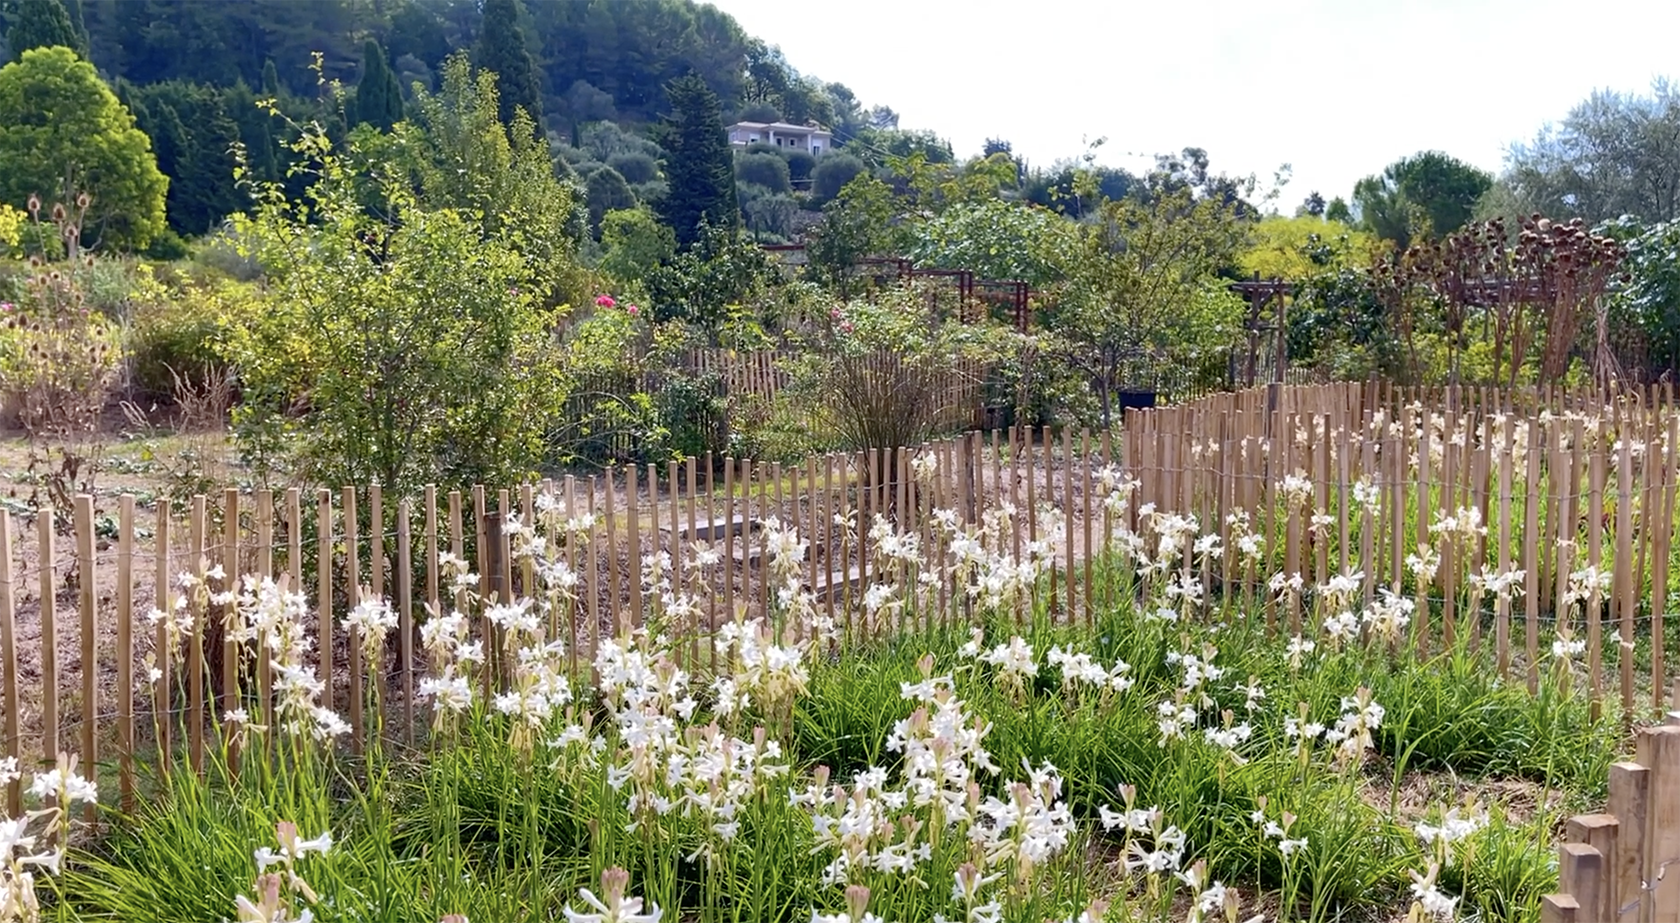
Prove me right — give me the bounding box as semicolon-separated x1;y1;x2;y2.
726;121;834;155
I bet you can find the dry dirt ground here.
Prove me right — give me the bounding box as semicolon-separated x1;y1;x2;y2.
0;415;234;771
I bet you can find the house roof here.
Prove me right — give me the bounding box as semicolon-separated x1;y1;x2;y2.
727;120;833;134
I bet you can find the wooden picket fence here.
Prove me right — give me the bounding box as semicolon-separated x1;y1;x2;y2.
1124;379;1680;718
1544;718;1680;922
4;379;1680;806
0;426;1122;810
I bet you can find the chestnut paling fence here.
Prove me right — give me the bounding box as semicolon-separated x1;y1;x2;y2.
1542;720;1680;922
4;380;1680;809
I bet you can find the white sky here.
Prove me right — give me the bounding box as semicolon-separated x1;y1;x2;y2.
711;0;1680;210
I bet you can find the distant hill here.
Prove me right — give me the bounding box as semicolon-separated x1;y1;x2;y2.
58;0;872;140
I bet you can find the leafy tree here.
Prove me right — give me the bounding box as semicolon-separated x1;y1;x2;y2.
783;148;814;185
806;173;896;297
387;0;449;70
225;122;564;493
607;151;657;184
1239;215;1374;280
811;152;865;204
598;205;675;293
647;216;776;330
6;0;82;58
260;57;280;97
1499;79;1680;223
1325;196;1352;223
0;46;167;249
128;80;244;235
1297;191;1325;217
474;0;541;126
353;39;403;131
1048;189;1246;426
848;126;951;166
1352;151;1491;247
404;53;586;285
906;199;1074;287
1600;215;1680;376
734;150;790;194
656;73;737;248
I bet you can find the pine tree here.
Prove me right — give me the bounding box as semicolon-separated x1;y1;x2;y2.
657;74;738;249
353;39;403;131
474;0;541;127
7;0;83;58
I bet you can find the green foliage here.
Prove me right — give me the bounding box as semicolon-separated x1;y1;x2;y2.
404;53;587;297
1288;239;1400;380
783;148;815;184
656;74;738;248
646;217;777;331
0;203;22;255
124;263;262;399
804;173;895;295
1602;215;1680;376
847;125;953;166
906;198;1075;287
583;165;635;231
810;152;865;204
1500;78;1680;223
1239;215;1375;280
597;206;675;295
0;46;168;249
127;79;243;236
352;39;404;131
6;0;82;58
1353;151;1492;248
1047;189;1246;425
605;151;658;185
734;150;791;194
792;284;1021;451
474;0;542;126
222;122;567;493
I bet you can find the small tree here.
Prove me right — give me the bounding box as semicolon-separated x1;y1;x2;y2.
223;122;566;493
805;173;895;298
0;46;168;250
1050;190;1246;426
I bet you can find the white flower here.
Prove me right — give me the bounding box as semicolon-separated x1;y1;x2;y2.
564;868;662;923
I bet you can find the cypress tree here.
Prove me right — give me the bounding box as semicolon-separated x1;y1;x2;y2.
353;39;403;131
474;0;541;127
657;74;738;249
61;0;87;56
7;0;82;59
260;58;281;98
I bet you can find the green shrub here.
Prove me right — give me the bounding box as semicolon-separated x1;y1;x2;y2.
735;151;791;194
811;153;866;204
125;267;262;400
606;151;658;185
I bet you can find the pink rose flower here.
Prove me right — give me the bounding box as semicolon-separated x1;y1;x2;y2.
595;295;616;308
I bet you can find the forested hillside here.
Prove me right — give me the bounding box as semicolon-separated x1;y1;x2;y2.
0;0;893;242
66;0;859;128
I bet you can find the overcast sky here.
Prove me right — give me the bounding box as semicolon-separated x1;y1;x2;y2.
710;0;1678;210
